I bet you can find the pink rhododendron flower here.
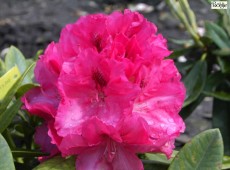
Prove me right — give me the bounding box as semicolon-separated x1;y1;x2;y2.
22;9;186;170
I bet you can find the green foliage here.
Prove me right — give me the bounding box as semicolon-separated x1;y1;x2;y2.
145;151;178;165
183;60;207;107
213;98;230;156
0;134;15;170
0;58;6;76
169;129;223;170
166;0;230;157
5;46;33;84
0;47;43;170
0;66;20;102
205;22;230;49
166;0;204;47
0;99;22;133
33;156;76;170
222;156;230;169
145;129;225;170
0;64;35;114
12;149;49;158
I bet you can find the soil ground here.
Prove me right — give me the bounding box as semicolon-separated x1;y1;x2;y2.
0;0;217;145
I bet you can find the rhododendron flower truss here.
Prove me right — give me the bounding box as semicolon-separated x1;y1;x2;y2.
22;9;186;170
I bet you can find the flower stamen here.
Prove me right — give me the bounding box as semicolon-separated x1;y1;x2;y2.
104;138;117;162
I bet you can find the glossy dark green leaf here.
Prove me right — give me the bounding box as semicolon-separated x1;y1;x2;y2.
202;71;230;100
205;22;230;49
33;156;75;170
203;91;230;101
12;149;49;158
204;71;225;91
183;60;207;107
169;129;223;170
143;151;179;169
167;49;190;59
213;99;230;155
0;134;15;170
143;161;168;170
5;46;32;84
176;61;196;79
180;94;205;119
0;99;22;133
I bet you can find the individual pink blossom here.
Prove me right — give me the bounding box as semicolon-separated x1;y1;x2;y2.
22;9;186;170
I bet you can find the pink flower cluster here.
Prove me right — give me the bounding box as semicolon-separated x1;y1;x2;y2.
22;10;185;170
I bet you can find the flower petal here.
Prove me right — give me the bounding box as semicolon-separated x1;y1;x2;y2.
21;87;58;119
112;146;144;170
34;123;59;161
76;146;112;170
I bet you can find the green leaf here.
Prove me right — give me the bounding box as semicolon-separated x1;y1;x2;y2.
217;57;230;74
12;149;49;158
145;151;178;165
34;49;43;60
15;83;38;98
205;22;230;49
200;36;213;46
0;99;22;133
25;59;35;81
213;48;230;56
183;60;207;107
33;156;75;170
5;46;31;84
222;156;230;169
222;10;230;36
166;0;204;47
0;63;35;113
204;71;225;92
213;99;230;155
0;58;6;76
169;129;223;170
167;48;193;60
143;162;168;170
179;0;198;32
169;38;194;46
176;61;195;76
203;91;230;101
0;66;21;101
143;151;179;169
0;134;15;170
180;94;205;119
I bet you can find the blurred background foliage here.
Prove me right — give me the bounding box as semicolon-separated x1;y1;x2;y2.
166;0;230;156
